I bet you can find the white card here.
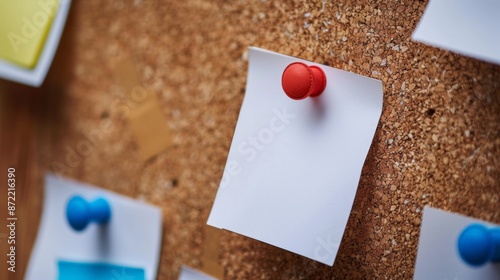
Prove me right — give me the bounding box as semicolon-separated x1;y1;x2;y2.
207;47;383;266
25;174;162;280
0;0;71;86
178;266;217;280
412;0;500;65
414;206;500;280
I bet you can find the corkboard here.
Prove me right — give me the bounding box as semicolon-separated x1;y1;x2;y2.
1;0;499;279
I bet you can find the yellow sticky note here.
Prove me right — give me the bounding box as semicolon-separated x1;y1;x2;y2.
0;0;59;69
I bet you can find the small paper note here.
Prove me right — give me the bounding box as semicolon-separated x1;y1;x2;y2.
0;0;58;68
414;206;500;280
178;266;217;280
412;0;500;65
207;47;383;266
25;174;162;280
0;0;71;86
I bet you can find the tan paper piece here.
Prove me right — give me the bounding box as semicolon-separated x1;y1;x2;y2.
128;93;173;160
200;226;224;279
115;56;172;160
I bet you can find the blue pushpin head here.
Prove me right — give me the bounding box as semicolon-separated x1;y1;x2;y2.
66;195;111;231
458;224;500;266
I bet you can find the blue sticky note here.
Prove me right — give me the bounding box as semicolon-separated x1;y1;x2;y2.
58;260;145;280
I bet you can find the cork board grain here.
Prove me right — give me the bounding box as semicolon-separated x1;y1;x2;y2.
1;0;499;279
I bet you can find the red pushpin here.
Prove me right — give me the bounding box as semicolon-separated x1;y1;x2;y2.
281;62;327;100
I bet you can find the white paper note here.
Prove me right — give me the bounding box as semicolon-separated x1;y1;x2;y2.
25;174;162;280
412;0;500;65
207;47;383;266
414;206;500;280
178;266;217;280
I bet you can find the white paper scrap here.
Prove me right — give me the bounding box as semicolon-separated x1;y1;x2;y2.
414;206;500;280
412;0;500;65
178;266;217;280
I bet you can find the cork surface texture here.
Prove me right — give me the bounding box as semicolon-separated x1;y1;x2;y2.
0;0;499;279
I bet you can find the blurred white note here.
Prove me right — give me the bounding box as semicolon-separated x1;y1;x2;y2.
414;206;500;280
25;174;162;280
207;47;383;266
412;0;500;65
178;266;217;280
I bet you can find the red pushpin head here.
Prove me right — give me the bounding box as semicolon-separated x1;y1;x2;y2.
281;62;326;100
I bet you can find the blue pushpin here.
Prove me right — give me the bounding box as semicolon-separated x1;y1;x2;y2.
66;195;111;231
458;224;500;266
